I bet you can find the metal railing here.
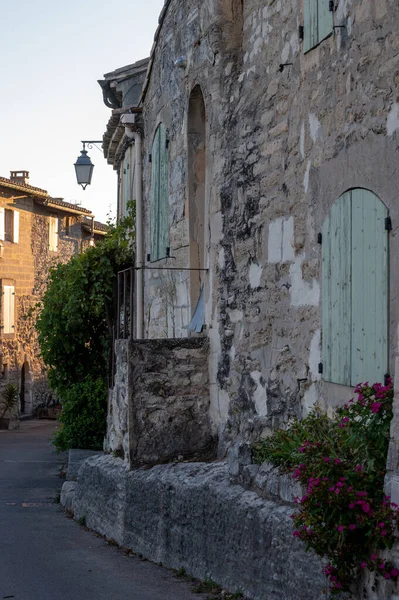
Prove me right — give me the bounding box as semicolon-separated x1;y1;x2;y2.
109;267;135;388
117;267;135;340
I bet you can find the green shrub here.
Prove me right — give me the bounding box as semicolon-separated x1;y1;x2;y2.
253;380;398;594
52;377;107;452
0;384;19;419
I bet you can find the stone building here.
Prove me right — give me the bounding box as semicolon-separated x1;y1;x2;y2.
0;170;106;421
64;2;399;598
101;0;399;460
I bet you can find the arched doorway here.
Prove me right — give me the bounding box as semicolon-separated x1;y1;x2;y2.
187;86;207;321
20;361;33;416
322;188;389;386
20;363;26;414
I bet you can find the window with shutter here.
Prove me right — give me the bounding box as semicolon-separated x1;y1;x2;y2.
150;124;169;261
2;285;15;335
322;189;389;386
0;208;4;241
13;211;19;244
49;216;58;251
4;210;14;242
304;0;333;53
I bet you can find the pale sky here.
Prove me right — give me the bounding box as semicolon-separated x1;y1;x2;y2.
0;0;164;223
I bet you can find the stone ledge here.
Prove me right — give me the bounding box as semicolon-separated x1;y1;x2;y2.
67;449;103;481
72;455;325;600
228;442;302;504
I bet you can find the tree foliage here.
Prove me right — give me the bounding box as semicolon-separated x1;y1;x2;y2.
36;205;134;450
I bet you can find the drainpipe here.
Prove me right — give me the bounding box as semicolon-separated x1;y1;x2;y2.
133;130;143;339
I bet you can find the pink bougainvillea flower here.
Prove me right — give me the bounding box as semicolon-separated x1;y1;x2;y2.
384;573;391;579
360;562;367;569
378;523;385;528
335;488;340;495
381;530;388;536
293;531;301;537
349;524;356;530
379;564;385;570
329;486;335;492
391;568;399;577
324;457;330;462
334;458;341;465
362;503;371;513
371;554;377;560
371;403;382;413
337;525;345;532
349;503;355;509
355;465;363;472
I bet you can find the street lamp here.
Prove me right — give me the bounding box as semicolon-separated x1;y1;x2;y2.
74;141;102;190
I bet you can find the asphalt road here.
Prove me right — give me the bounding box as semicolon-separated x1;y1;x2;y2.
0;420;208;600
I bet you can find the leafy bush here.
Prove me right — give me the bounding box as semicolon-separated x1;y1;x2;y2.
36;205;134;450
52;377;107;452
253;380;398;594
0;384;19;419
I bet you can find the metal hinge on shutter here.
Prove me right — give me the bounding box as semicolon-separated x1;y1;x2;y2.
329;0;334;11
384;373;391;386
317;233;322;244
385;217;392;231
318;363;323;374
149;154;152;163
299;25;304;41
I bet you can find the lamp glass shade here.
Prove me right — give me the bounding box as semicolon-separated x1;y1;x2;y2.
74;149;94;190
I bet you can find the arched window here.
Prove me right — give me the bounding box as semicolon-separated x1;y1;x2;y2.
322;189;389;386
150;124;168;262
187;86;206;317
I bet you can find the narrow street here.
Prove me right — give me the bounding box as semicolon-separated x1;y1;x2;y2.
0;420;207;600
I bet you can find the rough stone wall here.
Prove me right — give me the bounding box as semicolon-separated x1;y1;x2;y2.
129;337;213;465
0;189;90;414
104;339;130;458
140;0;399;451
72;455;326;600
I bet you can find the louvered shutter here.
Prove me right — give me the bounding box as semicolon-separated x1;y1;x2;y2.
0;208;4;241
350;189;388;385
49;216;58;251
3;285;15;334
322;192;352;385
150;127;161;260
13;211;19;244
304;0;318;52
158;124;169;260
318;0;333;44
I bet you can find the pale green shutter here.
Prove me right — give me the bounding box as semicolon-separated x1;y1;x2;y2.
304;0;318;52
318;0;333;44
322;192;352;385
350;190;388;385
150;127;161;260
158;124;169;259
150;124;168;261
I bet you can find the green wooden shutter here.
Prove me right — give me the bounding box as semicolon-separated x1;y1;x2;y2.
304;0;318;52
318;0;333;44
158;124;169;258
150;127;161;260
150;125;168;261
322;192;352;385
350;189;388;385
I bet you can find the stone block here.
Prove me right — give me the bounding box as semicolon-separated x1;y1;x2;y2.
60;481;77;513
67;449;103;481
73;457;326;600
128;338;215;466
